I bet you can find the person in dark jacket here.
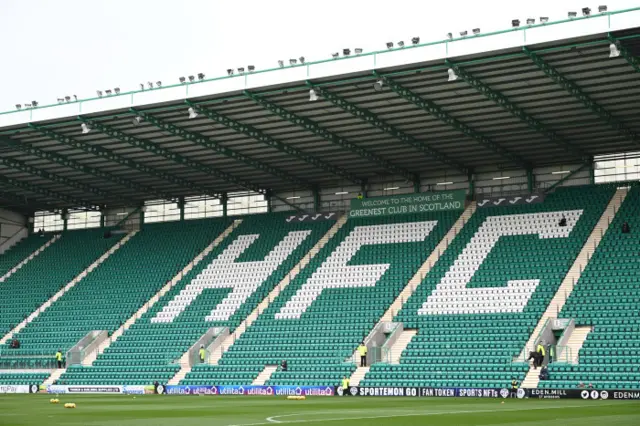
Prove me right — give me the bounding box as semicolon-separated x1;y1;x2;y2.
281;360;288;372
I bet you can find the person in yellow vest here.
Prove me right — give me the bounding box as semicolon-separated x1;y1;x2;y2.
357;193;363;200
199;345;206;363
510;377;519;398
357;342;368;367
341;376;350;396
55;349;63;369
536;343;546;368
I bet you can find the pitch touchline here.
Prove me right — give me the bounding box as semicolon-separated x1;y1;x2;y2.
229;402;623;426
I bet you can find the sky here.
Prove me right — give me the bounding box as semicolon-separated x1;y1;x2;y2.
0;0;639;112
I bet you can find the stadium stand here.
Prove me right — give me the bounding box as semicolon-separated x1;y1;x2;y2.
60;213;333;385
541;185;640;390
360;185;616;389
0;229;124;349
0;371;50;385
181;210;461;387
0;235;53;278
3;220;230;370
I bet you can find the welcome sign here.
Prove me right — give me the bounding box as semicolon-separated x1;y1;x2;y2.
349;190;466;218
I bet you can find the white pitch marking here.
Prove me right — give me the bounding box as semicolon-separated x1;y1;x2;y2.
227;402;623;426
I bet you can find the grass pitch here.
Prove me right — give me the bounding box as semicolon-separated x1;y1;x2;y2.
1;394;638;426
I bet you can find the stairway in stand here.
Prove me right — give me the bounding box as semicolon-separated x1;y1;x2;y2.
252;365;278;385
349;367;370;386
565;326;592;364
42;368;66;386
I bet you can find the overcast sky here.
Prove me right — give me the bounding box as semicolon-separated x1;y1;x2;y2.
0;0;638;112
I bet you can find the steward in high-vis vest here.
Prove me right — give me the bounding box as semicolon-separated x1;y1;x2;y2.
341;376;350;396
357;342;368;367
536;343;546;367
199;345;206;363
55;350;63;369
510;377;519;398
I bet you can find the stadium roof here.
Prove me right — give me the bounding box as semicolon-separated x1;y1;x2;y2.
0;7;639;214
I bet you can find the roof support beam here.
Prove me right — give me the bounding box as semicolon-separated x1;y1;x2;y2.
523;47;640;146
377;73;530;169
445;61;588;160
544;160;592;194
0;155;114;202
136;109;313;190
0;173;99;210
0;136;143;206
609;35;640;73
308;82;469;176
137;113;307;213
29;124;182;202
80;118;222;199
0;188;30;206
189;100;369;186
243;94;411;184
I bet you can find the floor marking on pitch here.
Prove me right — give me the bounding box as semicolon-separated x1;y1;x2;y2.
228;402;623;426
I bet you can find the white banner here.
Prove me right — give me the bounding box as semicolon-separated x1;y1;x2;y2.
46;385;146;394
0;385;30;394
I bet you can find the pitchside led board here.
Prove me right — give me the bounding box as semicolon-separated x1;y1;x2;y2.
349;190;466;218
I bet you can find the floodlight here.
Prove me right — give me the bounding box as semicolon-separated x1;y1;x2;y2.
147;82;153;89
355;48;363;54
227;69;234;75
114;87;120;94
73;95;77;101
278;60;284;68
81;123;91;134
57;98;65;103
32;101;38;107
105;90;112;96
472;28;480;35
386;42;393;49
132;116;143;126
609;43;621;58
198;73;205;80
289;59;297;65
97;90;103;97
309;88;318;102
411;37;420;45
238;67;245;73
447;68;458;82
582;7;591;16
248;65;255;72
599;5;607;13
25;103;32;108
188;75;195;82
156;81;162;87
446;32;453;40
15;104;21;110
397;42;404;48
331;52;339;59
512;19;520;27
460;31;468;37
299;56;305;64
343;49;351;56
188;107;198;119
527;18;535;25
568;11;577;18
139;83;144;90
65;95;71;101
179;76;186;83
373;79;383;92
540;17;549;23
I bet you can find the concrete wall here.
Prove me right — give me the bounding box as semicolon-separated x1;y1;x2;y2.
0;207;28;254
